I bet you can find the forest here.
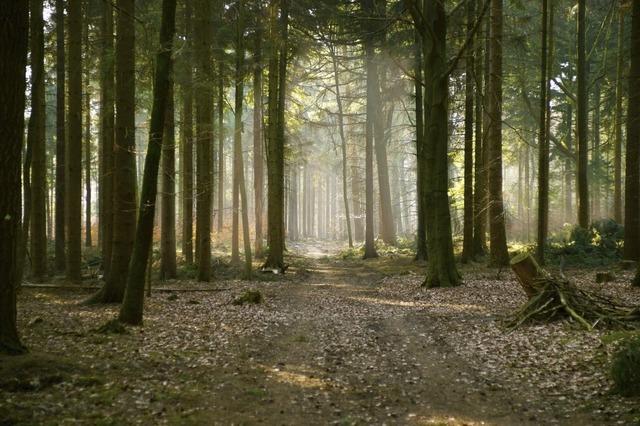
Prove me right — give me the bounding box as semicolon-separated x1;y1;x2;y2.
1;0;640;424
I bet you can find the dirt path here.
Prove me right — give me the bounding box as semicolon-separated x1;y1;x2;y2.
4;244;638;425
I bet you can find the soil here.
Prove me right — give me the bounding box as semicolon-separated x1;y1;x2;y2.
2;242;639;425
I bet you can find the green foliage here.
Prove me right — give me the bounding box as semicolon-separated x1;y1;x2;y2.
232;290;262;306
546;220;623;266
611;338;640;397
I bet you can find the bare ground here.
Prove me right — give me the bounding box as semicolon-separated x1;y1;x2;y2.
2;243;639;425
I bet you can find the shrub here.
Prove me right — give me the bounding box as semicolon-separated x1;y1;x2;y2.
611;337;640;397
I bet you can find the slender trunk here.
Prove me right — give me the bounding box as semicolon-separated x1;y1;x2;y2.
472;11;486;257
414;30;427;260
160;83;177;280
593;81;601;219
84;12;92;248
29;0;47;281
55;0;66;272
180;0;193;265
614;8;624;224
217;63;225;234
119;0;177;325
576;0;590;228
565;103;573;223
330;46;353;247
253;27;265;258
461;0;476;263
536;0;549;264
99;1;115;278
66;0;83;282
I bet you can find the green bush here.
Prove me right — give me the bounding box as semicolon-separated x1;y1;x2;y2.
611;337;640;397
546;220;623;267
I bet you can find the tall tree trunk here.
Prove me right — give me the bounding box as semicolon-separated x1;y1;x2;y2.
410;0;460;286
160;83;177;280
614;7;624;224
88;0;137;302
565;103;573;223
253;26;265;258
472;11;486;257
536;0;549;264
576;0;590;229
330;46;353;248
625;0;640;261
194;0;214;281
288;166;298;240
217;62;225;234
180;0;194;265
84;10;92;248
487;0;509;266
461;0;476;263
414;30;427;261
363;0;378;259
66;0;83;282
55;0;66;272
264;0;287;272
29;0;47;281
99;0;114;279
0;0;29;354
119;0;176;325
593;80;601;219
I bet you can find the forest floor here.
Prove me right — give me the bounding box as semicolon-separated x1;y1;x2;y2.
2;241;640;425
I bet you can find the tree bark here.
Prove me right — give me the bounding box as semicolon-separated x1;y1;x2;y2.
414;29;427;261
119;0;176;325
614;8;624;224
66;0;83;282
194;0;214;281
487;0;509;267
99;0;114;279
180;0;193;265
160;83;177;280
0;0;29;354
625;0;640;260
264;0;288;272
29;0;48;281
576;0;590;229
472;11;486;257
461;0;476;263
83;10;92;248
253;24;265;258
330;46;353;248
55;0;66;272
536;0;549;265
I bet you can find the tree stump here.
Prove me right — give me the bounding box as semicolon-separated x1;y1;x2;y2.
596;272;616;283
510;253;547;299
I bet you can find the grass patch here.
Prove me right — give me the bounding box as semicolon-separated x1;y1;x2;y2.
611;337;640;396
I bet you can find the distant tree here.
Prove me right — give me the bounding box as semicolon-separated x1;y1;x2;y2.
54;0;66;272
119;0;177;325
576;0;589;229
614;6;624;224
0;0;29;354
253;12;265;257
29;0;48;281
461;0;476;264
362;0;379;259
66;0;83;282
